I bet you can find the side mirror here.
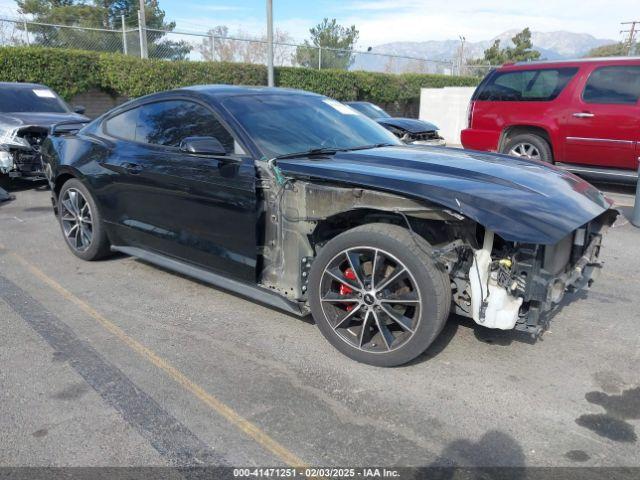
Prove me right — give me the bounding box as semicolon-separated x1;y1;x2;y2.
179;136;227;156
73;105;86;115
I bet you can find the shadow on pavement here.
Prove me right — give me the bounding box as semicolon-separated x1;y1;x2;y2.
428;430;526;472
1;176;48;192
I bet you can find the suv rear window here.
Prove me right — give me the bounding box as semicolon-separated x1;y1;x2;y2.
476;68;578;102
582;66;640;104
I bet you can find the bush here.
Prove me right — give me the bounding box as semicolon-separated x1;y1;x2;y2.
0;46;479;103
0;47;100;99
98;53;268;98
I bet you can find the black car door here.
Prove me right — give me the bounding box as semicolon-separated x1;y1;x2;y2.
100;99;257;283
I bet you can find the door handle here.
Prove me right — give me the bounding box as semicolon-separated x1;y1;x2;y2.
572;112;594;118
123;162;143;174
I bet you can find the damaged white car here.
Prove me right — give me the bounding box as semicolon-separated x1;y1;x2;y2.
0;82;88;182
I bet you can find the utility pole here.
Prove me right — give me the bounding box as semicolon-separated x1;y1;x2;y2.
266;0;274;87
138;0;148;59
458;35;466;76
621;21;639;56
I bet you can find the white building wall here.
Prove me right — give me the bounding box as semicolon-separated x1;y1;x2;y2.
419;87;476;146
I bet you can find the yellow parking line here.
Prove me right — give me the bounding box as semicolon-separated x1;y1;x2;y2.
8;251;306;468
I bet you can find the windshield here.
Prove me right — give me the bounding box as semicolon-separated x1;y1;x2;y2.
347;102;391;119
222;94;400;158
0;86;69;113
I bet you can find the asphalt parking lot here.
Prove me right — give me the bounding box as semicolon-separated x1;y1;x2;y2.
1;181;639;468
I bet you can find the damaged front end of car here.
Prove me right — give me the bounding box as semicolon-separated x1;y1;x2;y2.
376;119;446;146
0;123;49;180
262;178;617;334
385;124;446;146
447;209;618;334
257;147;619;336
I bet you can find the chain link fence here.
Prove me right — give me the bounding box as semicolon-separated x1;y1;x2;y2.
0;16;489;76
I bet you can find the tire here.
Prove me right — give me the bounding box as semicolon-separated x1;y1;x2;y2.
501;133;553;163
0;173;10;190
58;178;111;261
308;223;451;367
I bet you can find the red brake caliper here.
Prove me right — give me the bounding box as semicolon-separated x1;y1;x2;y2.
341;268;357;311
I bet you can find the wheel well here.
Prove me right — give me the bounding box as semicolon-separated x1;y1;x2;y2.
499;126;553;157
311;209;468;250
312;209;402;246
54;173;75;196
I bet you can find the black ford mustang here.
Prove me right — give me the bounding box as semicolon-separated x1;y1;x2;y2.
42;85;617;367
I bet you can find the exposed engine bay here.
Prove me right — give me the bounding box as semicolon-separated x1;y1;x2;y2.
456;212;615;334
255;161;617;334
0;126;49;179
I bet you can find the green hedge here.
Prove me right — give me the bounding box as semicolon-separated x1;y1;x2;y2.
0;46;479;104
0;47;101;98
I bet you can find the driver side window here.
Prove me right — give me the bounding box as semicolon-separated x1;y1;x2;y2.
106;100;243;154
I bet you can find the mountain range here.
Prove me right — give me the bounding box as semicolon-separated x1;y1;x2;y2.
351;30;616;74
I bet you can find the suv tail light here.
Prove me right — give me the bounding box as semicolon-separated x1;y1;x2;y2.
466;100;475;129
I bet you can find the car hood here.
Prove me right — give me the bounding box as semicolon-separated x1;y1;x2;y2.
277;146;613;245
376;117;438;134
0;112;89;129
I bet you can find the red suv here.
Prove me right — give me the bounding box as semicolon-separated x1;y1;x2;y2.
461;58;640;183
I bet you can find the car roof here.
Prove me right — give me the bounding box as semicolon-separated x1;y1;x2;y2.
117;84;324;111
179;84;322;98
0;82;49;89
102;84;329;126
499;57;640;70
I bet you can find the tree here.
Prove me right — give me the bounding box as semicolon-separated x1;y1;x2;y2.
469;27;541;71
15;0;191;59
586;42;628;57
506;28;541;62
199;26;238;62
0;16;27;45
481;39;505;65
294;18;358;69
198;26;293;66
272;29;294;66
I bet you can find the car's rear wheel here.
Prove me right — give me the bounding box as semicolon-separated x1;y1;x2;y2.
58;178;111;261
308;223;451;367
502;133;552;163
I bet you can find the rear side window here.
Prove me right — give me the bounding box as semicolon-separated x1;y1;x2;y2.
136;100;235;152
476;68;578;101
582;66;640;104
104;108;139;141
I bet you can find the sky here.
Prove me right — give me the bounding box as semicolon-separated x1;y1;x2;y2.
159;0;635;46
0;0;635;47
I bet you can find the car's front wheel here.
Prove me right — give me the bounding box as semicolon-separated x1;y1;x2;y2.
58;178;111;261
308;223;451;367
